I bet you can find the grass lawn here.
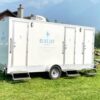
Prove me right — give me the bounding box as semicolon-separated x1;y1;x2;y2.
0;65;100;100
95;48;100;59
95;56;100;59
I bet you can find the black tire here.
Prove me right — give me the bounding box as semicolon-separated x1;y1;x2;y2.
49;66;62;79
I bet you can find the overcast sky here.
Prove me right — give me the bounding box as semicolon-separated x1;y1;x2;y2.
0;0;100;30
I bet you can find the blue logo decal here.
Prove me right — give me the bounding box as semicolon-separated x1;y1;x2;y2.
40;32;54;45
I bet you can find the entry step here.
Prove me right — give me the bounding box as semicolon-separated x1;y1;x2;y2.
11;73;31;81
85;72;96;76
66;70;80;77
80;69;97;76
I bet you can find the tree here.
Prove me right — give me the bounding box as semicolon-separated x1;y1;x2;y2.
95;32;100;48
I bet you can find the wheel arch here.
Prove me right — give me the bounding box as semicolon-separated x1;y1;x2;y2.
49;64;62;79
47;64;62;72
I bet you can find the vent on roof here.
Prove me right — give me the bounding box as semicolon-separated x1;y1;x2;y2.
17;4;24;18
30;15;47;22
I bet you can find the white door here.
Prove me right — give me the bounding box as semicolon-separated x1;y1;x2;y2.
65;27;76;64
75;29;84;64
12;21;28;67
84;29;94;64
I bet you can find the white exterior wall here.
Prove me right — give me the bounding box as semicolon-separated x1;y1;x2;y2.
28;22;64;66
0;17;95;74
63;27;95;71
0;18;9;71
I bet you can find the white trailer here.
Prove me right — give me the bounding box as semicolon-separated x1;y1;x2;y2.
0;17;95;80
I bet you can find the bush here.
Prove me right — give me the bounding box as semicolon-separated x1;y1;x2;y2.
95;32;100;48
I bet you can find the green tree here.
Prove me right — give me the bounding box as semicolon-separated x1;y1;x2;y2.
95;32;100;48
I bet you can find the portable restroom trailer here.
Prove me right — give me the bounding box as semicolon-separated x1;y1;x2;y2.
0;17;95;80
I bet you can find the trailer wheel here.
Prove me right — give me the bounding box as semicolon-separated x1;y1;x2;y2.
49;66;62;79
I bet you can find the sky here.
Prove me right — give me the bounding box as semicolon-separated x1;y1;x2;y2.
0;0;100;30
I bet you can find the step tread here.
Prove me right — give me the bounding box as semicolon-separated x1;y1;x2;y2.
66;74;80;77
12;72;31;80
66;71;80;77
13;77;31;81
85;72;96;76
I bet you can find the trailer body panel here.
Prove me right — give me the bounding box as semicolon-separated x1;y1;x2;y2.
0;17;95;74
0;19;8;71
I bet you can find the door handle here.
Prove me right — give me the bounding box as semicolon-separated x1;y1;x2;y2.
13;42;16;48
62;41;67;54
10;38;12;53
84;46;86;49
62;42;64;54
65;45;67;49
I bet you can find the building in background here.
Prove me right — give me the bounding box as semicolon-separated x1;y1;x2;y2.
0;4;47;22
0;10;17;20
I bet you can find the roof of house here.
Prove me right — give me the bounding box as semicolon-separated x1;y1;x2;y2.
0;9;17;19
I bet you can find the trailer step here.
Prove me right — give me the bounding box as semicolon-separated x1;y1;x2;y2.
11;73;31;81
12;77;31;81
66;70;80;77
85;72;96;76
81;69;97;76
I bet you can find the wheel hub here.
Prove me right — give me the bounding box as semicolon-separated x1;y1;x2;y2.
51;69;59;78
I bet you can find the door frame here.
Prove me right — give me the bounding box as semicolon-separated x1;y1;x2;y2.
63;27;76;65
83;29;95;65
63;27;94;65
11;20;29;67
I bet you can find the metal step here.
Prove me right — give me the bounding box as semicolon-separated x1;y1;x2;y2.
83;69;97;76
12;77;31;81
66;70;80;77
85;72;96;76
11;72;31;81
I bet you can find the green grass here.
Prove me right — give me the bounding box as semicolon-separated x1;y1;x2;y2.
94;48;100;60
0;66;100;100
0;48;100;100
95;48;100;52
95;56;100;59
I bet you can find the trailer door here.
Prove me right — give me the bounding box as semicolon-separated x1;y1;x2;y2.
12;21;28;67
65;27;76;64
84;29;94;64
75;28;84;64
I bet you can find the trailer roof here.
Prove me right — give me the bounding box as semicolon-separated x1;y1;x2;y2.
2;17;95;31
